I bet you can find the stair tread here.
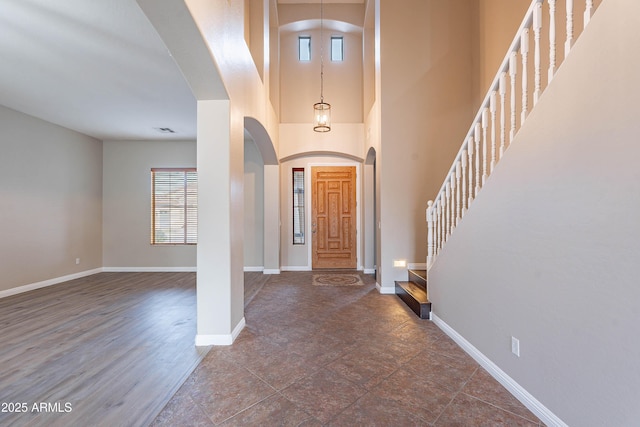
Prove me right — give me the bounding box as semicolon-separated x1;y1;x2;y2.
408;269;427;280
396;281;430;303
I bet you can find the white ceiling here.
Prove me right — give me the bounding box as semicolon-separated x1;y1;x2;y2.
0;0;197;141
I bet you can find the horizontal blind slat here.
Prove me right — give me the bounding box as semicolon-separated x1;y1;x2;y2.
151;169;197;245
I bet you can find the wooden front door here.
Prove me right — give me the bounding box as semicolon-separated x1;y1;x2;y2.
312;166;357;269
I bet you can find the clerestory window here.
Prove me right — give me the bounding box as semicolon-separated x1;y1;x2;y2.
331;36;343;61
299;36;311;61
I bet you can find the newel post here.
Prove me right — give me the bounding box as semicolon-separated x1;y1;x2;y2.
427;200;434;269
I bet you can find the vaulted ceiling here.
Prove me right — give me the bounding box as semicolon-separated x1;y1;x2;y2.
0;0;366;141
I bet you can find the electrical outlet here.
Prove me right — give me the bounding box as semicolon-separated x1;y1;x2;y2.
75;258;80;265
511;336;520;357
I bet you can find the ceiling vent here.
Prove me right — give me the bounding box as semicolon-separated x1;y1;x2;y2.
155;127;175;134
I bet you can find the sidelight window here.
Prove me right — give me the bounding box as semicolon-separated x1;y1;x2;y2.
292;168;305;245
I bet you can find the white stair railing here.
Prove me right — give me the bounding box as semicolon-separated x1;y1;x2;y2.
427;0;600;270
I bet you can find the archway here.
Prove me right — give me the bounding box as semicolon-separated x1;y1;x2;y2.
244;117;280;275
364;147;378;276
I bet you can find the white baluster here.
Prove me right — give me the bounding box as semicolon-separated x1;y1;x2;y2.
439;195;443;246
440;199;444;252
461;149;468;216
481;109;489;185
489;92;497;172
438;199;443;251
499;72;507;158
533;2;542;105
427;200;434;268
509;52;517;143
565;0;574;58
467;137;474;208
445;182;451;238
584;0;593;28
450;177;455;231
433;198;440;255
449;176;456;232
455;161;462;225
549;0;557;82
474;123;481;197
521;28;529;123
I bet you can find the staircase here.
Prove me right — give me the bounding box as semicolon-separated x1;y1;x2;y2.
395;270;431;319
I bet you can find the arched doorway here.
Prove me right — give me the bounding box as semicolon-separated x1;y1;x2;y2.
364;146;378;279
243;117;280;275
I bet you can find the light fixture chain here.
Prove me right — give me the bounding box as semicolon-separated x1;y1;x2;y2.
320;0;324;102
313;0;331;132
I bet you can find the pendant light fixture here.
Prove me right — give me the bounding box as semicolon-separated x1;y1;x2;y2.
313;0;331;132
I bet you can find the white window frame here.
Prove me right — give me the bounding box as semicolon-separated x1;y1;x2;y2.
151;168;198;245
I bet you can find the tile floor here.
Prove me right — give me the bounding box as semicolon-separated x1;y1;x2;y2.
151;271;543;426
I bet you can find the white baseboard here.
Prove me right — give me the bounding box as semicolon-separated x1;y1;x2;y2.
408;262;427;270
102;266;197;272
243;267;281;274
363;268;376;274
280;266;311;271
376;282;395;294
431;314;567;427
0;268;103;299
195;317;246;346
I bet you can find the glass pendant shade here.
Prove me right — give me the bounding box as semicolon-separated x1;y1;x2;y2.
313;101;331;132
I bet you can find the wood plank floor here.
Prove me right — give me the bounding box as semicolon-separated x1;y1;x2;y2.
0;272;208;427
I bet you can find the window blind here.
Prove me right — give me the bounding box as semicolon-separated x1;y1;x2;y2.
151;168;197;245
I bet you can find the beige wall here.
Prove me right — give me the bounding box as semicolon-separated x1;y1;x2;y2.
279;28;363;123
245;0;265;82
362;0;376;116
277;3;364;28
0;106;102;293
102;140;196;269
279;123;365;161
377;0;476;289
430;1;640;424
475;0;530;105
269;0;281;119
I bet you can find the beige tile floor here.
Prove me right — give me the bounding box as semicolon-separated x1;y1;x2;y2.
152;271;543;426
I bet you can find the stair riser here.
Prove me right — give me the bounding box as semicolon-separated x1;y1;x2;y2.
395;282;431;319
408;270;427;291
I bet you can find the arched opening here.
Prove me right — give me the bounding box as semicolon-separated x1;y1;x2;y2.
364;146;378;276
243;117;280;280
243;131;265;272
